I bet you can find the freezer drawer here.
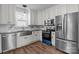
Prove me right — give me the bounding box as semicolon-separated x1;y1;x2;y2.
56;38;78;54
55;38;66;52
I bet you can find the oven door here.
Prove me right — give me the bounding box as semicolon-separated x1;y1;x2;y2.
42;32;51;40
42;31;52;45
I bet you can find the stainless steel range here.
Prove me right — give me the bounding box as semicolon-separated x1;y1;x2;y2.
55;12;78;54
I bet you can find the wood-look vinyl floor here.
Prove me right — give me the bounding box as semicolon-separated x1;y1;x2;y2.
3;41;64;54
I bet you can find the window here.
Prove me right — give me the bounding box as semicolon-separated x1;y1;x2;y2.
16;7;30;27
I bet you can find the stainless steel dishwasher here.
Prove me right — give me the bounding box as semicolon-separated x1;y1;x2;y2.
2;33;17;52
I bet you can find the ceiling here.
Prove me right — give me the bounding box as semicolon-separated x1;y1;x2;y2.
27;4;56;10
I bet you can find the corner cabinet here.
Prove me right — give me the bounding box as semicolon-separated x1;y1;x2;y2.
0;4;16;24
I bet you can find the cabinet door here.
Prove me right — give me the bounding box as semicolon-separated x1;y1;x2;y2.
17;36;24;48
30;10;38;25
32;31;39;41
0;5;16;24
51;32;55;46
56;4;66;16
49;7;57;19
37;31;42;41
0;5;9;24
43;10;47;22
66;4;78;13
8;5;16;24
23;36;32;45
37;11;42;25
45;9;49;20
33;31;42;41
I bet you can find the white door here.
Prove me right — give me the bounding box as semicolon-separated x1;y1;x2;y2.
0;5;9;24
8;5;16;24
38;31;42;41
17;36;24;48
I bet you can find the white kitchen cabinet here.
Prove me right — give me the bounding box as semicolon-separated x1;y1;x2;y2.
37;4;79;25
23;35;33;45
17;36;24;48
66;4;79;13
37;10;44;25
32;31;39;41
37;5;66;25
8;5;16;24
45;9;50;20
17;35;32;48
37;31;42;41
42;10;46;22
0;5;9;24
32;31;42;41
56;4;66;16
0;5;16;24
56;4;78;16
51;32;55;46
15;31;42;48
30;9;38;25
49;6;57;19
37;9;51;25
16;32;25;48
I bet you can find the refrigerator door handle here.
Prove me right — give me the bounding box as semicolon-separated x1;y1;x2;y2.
63;15;67;39
62;16;64;34
62;15;65;34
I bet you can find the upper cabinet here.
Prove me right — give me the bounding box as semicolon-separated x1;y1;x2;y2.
56;4;79;15
37;4;79;25
30;9;38;25
0;4;78;25
8;5;16;24
0;4;31;26
56;4;66;16
66;4;79;13
0;4;16;24
37;10;44;25
49;6;57;19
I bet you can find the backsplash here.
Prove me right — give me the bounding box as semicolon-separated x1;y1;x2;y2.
0;24;13;32
0;24;45;32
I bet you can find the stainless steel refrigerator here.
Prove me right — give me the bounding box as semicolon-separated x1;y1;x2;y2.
55;12;78;54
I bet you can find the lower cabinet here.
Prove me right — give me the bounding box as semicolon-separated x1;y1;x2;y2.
17;31;42;48
17;35;32;48
38;31;42;41
32;31;42;42
51;32;55;46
